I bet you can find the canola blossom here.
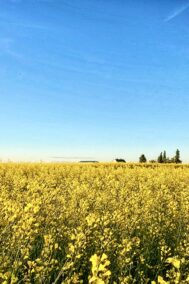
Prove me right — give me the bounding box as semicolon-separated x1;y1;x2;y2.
0;162;189;283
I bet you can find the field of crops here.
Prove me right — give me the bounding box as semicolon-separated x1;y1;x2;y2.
0;162;189;283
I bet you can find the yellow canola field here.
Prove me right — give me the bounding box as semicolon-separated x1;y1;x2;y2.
0;162;189;284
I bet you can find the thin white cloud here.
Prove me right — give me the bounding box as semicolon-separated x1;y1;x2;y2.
10;0;22;3
0;37;24;59
0;19;48;30
0;12;49;31
13;22;48;30
165;2;189;22
0;38;13;50
50;157;94;159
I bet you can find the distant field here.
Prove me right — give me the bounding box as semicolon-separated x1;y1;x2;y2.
0;163;189;283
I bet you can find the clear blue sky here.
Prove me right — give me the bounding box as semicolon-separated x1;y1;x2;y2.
0;0;189;162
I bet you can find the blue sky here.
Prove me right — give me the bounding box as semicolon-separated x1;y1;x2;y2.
0;0;189;162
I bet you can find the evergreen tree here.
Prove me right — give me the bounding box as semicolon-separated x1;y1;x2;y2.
163;151;167;163
174;149;182;164
139;154;147;163
157;152;163;163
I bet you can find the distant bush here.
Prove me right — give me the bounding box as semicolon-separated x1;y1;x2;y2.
115;158;126;162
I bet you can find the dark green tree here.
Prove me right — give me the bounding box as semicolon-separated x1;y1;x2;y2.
157;152;163;163
174;149;182;164
139;154;147;163
163;151;167;163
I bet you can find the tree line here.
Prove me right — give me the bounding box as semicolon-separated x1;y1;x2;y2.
139;149;182;164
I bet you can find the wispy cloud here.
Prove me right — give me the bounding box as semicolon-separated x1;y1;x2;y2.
10;0;22;3
0;18;49;31
13;22;48;30
165;2;189;22
0;37;24;59
0;11;49;31
0;38;13;49
50;157;94;160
